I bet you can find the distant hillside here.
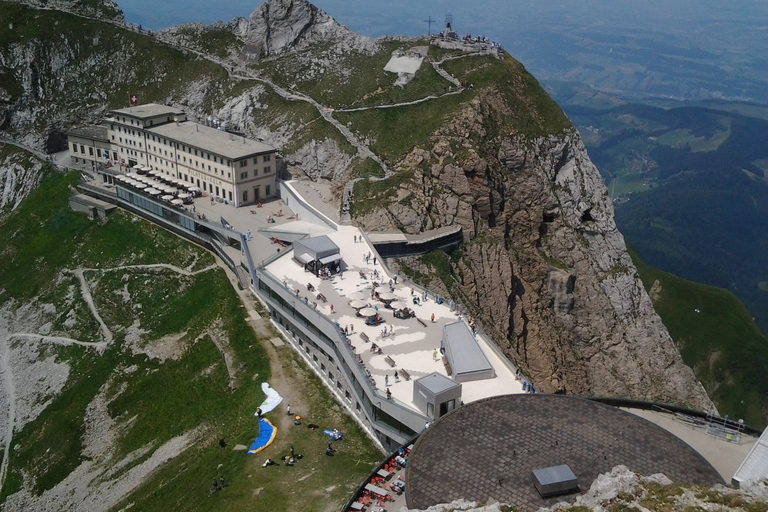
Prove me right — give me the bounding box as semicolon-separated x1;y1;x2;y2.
547;84;768;335
630;245;768;428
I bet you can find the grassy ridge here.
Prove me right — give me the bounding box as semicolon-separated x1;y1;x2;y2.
629;245;768;428
257;38;461;109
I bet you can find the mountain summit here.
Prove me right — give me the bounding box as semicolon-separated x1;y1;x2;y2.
231;0;374;60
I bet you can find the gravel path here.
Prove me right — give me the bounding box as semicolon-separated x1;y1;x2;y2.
0;261;219;495
71;269;113;345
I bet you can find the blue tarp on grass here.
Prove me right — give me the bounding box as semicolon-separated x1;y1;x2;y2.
248;418;277;454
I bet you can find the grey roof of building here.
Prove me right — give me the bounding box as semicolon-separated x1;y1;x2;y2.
66;125;109;141
443;321;493;378
110;104;185;119
415;372;460;394
147;121;275;160
294;235;340;257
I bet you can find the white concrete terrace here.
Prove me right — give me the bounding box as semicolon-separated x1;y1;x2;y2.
262;223;523;413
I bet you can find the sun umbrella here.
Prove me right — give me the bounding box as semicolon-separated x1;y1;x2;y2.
161;194;175;200
389;301;407;310
348;291;367;301
146;188;162;195
358;307;377;317
377;292;397;301
171;199;184;205
349;300;368;309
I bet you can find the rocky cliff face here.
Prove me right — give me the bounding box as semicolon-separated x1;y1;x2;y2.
0;146;44;211
366;88;712;409
231;0;377;61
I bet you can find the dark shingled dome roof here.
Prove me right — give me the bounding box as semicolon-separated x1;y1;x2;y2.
406;394;723;511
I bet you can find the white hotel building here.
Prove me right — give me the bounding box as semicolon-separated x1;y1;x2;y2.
69;103;279;206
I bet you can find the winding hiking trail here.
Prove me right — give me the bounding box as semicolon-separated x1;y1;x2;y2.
0;262;220;493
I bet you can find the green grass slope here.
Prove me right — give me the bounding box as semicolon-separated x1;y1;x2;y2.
0;169;381;510
629;245;768;428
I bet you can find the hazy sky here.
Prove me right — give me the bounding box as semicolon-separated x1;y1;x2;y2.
117;0;765;41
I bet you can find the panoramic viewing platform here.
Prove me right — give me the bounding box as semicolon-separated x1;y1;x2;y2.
261;223;523;411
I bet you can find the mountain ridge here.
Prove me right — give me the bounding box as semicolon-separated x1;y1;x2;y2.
0;0;714;410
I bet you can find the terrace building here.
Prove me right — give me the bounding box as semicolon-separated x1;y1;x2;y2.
250;184;523;451
67;103;279;206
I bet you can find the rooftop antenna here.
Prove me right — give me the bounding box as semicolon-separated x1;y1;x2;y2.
445;13;453;30
423;16;435;35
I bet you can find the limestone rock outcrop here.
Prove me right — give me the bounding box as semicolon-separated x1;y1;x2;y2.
231;0;376;61
371;89;713;410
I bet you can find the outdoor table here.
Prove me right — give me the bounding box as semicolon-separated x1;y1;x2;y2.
349;502;363;510
376;469;390;478
364;483;389;497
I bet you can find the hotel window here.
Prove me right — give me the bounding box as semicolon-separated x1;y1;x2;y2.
264;154;271;162
240;172;248;179
266;185;271;196
264;166;271;174
80;144;85;153
72;144;78;153
239;160;247;167
228;191;232;201
243;190;248;202
253;157;258;165
88;147;94;156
